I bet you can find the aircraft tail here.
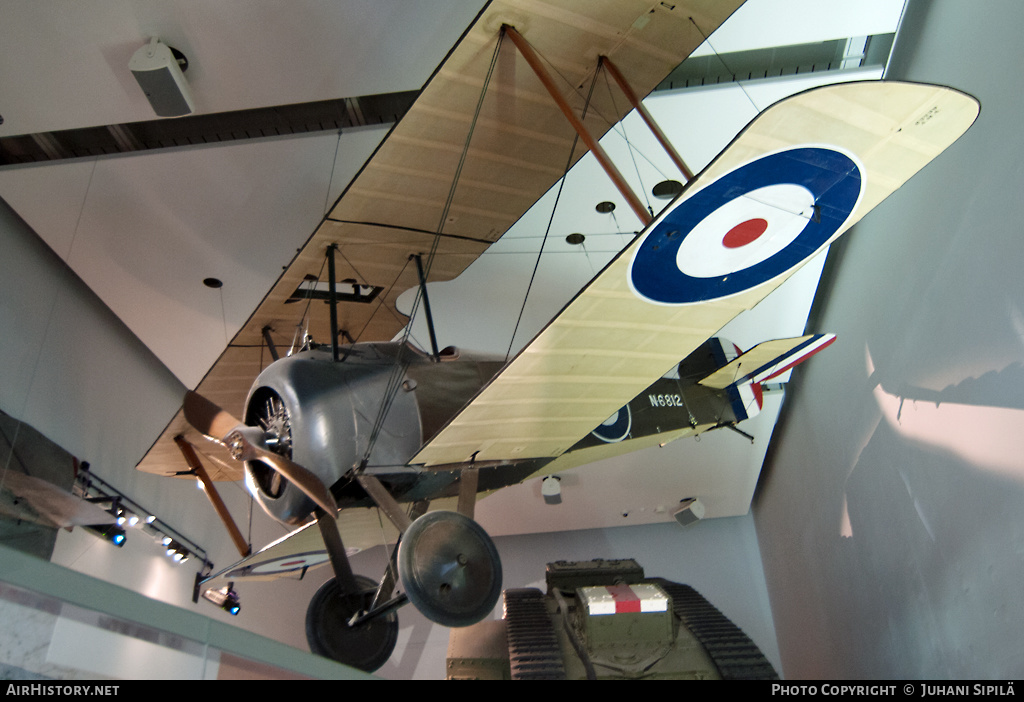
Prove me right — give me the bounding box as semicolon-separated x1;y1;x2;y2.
699;333;837;420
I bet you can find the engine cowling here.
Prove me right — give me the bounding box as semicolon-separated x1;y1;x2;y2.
243;347;422;525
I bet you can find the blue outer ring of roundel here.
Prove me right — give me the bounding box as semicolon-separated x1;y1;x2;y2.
591;405;631;443
629;147;862;305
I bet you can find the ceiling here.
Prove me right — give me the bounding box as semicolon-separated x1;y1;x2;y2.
0;0;907;547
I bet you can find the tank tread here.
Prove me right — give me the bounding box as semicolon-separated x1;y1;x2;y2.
652;579;779;680
503;588;567;680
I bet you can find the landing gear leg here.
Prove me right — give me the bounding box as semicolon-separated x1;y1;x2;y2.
305;509;398;671
354;470;502;629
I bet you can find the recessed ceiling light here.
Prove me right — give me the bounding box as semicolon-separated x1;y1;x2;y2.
565;233;586;245
652;180;683;200
595;201;615;213
203;277;223;289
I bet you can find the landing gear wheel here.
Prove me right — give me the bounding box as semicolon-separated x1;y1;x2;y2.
397;510;502;627
305;575;397;672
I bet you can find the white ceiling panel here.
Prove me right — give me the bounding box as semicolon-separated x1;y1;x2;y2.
0;1;487;137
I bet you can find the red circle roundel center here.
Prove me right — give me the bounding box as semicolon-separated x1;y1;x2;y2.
723;218;769;249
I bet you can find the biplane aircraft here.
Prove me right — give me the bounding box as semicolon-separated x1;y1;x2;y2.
135;0;978;671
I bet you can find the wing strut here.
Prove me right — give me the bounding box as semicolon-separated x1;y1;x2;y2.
503;25;652;226
327;244;341;362
172;436;251;558
411;253;441;361
600;56;693;183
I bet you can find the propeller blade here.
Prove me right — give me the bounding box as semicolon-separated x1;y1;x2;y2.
247;445;338;515
182;390;338;515
183;390;243;441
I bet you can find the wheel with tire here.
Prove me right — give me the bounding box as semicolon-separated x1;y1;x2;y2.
305;575;398;672
397;510;502;627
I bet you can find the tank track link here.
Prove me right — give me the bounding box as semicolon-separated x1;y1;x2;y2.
503;588;567;680
652;579;779;680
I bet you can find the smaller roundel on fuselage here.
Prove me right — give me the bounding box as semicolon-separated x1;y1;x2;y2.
591;405;631;443
628;146;863;305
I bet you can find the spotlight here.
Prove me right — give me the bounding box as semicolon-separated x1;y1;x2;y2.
84;524;126;547
72;462;209;568
164;539;190;563
114;507;135;527
201;583;241;616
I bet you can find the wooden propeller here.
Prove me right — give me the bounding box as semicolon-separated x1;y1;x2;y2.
182;391;338;515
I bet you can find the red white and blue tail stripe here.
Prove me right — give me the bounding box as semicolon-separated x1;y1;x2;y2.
744;333;836;385
700;333;837;421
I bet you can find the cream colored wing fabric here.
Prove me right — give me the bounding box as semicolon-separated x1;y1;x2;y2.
413;81;979;466
136;0;745;480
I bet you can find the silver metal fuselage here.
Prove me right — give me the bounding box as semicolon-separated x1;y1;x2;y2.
243;342;502;525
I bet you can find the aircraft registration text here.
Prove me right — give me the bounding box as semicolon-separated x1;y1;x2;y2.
649;394;684;408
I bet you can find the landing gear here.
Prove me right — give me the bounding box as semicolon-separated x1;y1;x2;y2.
306;480;501;672
305;575;398;672
397;510;502;627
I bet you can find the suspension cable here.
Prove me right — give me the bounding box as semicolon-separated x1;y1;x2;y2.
504;59;602;361
360;30;506;466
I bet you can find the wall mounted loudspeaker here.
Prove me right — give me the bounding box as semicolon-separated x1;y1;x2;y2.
673;497;705;527
129;38;195;117
541;475;562;505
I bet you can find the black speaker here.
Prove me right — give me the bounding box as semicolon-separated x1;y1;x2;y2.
129;38;194;117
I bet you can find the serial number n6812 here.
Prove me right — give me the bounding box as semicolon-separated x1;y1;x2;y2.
648;394;683;408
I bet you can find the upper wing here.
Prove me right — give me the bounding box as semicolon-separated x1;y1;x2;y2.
412;80;980;466
136;0;746;479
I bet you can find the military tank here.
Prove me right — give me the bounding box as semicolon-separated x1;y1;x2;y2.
446;559;778;680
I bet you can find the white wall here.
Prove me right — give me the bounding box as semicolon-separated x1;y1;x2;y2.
0;194;287;636
753;0;1024;679
0;196;184;467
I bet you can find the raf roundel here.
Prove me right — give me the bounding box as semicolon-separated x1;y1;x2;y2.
629;146;864;305
591;405;631;443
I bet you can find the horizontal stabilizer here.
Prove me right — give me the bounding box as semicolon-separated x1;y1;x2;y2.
699;334;836;390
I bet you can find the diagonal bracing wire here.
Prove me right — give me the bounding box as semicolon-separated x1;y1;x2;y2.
504;56;603;362
360;30;507;467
